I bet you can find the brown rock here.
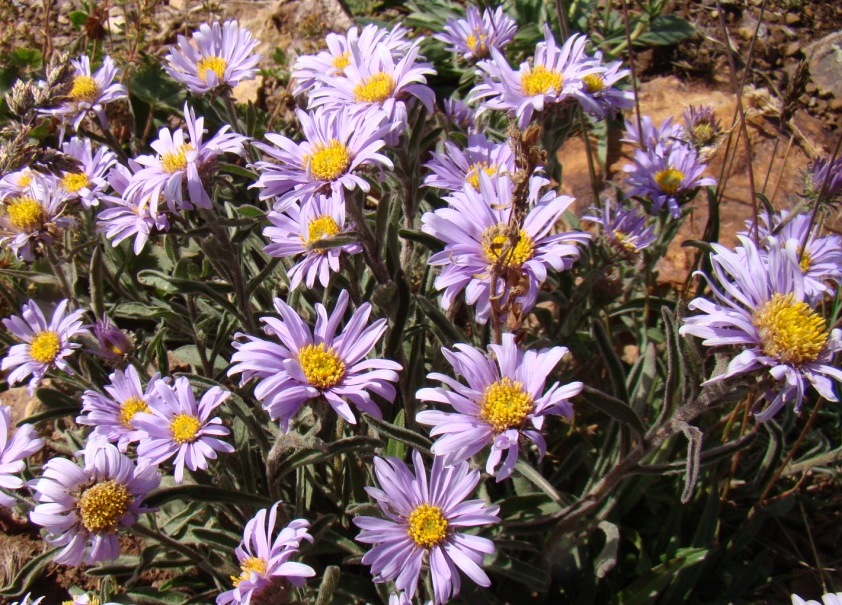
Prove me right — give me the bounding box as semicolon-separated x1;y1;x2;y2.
804;30;842;99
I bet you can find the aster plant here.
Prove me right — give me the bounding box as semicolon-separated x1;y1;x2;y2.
29;440;160;565
435;5;518;62
0;404;44;508
228;289;401;430
416;334;582;480
680;236;842;421
353;450;500;604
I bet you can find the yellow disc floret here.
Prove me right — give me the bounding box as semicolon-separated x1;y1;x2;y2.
196;56;228;83
160;144;194;174
521;65;563;97
29;331;61;364
298;343;346;389
465;162;498;190
305;215;341;249
232;556;267;587
582;73;606;93
70;75;100;103
466;33;488;56
799;251;812;273
479;377;534;432
406;503;449;548
61;172;90;193
6;196;46;232
481;224;535;269
119;397;150;429
654;168;684;195
753;293;829;366
77;480;132;533
353;72;395;103
332;52;351;71
307;140;352;181
170;413;202;444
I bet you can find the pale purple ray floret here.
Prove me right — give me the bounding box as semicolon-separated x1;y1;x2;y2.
0;404;44;508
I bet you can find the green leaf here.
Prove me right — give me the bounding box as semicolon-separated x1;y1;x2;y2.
414;295;468;346
636;15;696;47
8;48;42;69
613;548;707;605
68;10;89;29
144;485;272;508
595;521;620;578
398;229;444;253
171;345;227;372
592;319;630;403
581;385;646;439
0;548;56;596
363;414;432;454
487;554;551;592
307;234;359;250
271;436;383;481
131;62;185;110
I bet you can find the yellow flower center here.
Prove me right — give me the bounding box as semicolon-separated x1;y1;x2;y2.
6;196;46;232
753;293;829;365
305;215;341;250
654;168;684;195
481;224;535;269
406;503;448;548
119;396;150;429
231;556;267;587
69;75;100;103
353;72;395;103
170;413;202;444
692;123;715;147
612;230;638;253
63;597;100;605
196;56;228;83
16;174;31;188
479;377;534;432
521;65;563;97
298;343;346;389
61;172;90;193
799;251;812;273
465;162;498;190
29;330;61;364
77;480;132;533
307;140;351;181
583;73;605;93
160;143;194;174
466;33;488;55
332;52;351;71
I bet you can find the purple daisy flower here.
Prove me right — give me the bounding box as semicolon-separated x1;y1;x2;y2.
0;167;37;201
442;97;477;132
263;192;362;290
622;115;683;151
77;366;162;452
422;132;516;192
252;106;393;212
124;103;247;217
353;450;500;604
805;154;842;205
436;5;518;62
0;404;44;508
228;289;402;431
576;51;633;119
746;210;842;302
41;55;126;136
59;136;117;208
217;504;315;605
793;593;842;605
583;198;657;259
421;173;591;323
1;176;73;261
97;162;170;254
307;39;436;144
680;236;842;422
29;439;160;565
682;105;723;155
417;334;582;481
468;27;594;129
292;24;412;98
133;376;234;484
624;142;716;218
164;20;261;95
2;299;90;394
88;313;135;362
